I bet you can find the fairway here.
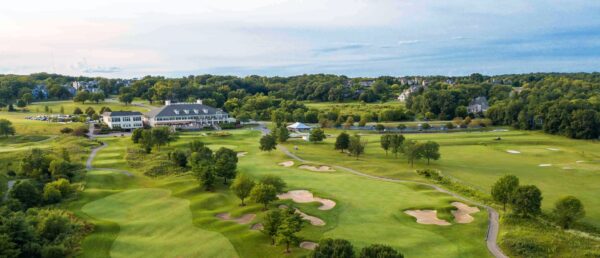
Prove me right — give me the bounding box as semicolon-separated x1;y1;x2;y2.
82;187;238;258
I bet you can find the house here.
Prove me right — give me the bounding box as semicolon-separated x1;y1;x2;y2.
467;96;490;114
32;84;49;100
62;83;77;96
144;99;232;129
286;122;312;133
397;85;426;102
102;111;144;130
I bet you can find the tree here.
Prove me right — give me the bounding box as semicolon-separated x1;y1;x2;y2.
16;99;26;108
390;134;405;158
119;93;135;105
276;126;290;143
251;183;277;210
73;107;83;115
169;150;188;168
139;129;154;153
150;127;172;151
262;209;282;245
230;173;255;206
48;159;72;179
259;134;277;152
360;244;403;258
380;135;391;156
90;92;105;103
277;208;304;253
554;196;585;229
334;132;350;153
0;119;16;137
193;161;215;191
131;128;144;143
22;93;33;104
189;139;205;153
85;107;96;117
403;140;423;167
491;175;519;211
348;134;366;160
73;91;90;103
309;128;326;143
20;148;52;179
311;238;355;258
344;116;354;129
421;141;440;164
512;185;543;217
43;185;62;204
259;175;286;193
0;234;20;258
10;180;42;208
375;124;385;133
214;147;238;183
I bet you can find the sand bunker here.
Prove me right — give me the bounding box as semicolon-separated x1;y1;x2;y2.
300;241;318;250
538;164;552;167
278;205;325;226
277;190;336;210
216;213;256;224
299;165;335;172
546;148;560;151
250;223;263;230
451;202;480;224
405;210;451;226
278;161;294;167
236;152;248;157
506;150;521;154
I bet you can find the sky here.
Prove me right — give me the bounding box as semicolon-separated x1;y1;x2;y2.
1;0;600;78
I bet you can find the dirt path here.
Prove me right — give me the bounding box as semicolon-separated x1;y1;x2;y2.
86;143;133;177
277;144;507;258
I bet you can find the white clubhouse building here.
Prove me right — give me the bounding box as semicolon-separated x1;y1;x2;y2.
101;111;144;129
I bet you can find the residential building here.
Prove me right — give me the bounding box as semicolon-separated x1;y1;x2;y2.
102;111;144;130
144;99;233;129
467;96;490;114
32;84;49;100
397;85;426;102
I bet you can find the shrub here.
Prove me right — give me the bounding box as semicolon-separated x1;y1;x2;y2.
60;127;74;134
43;186;62;204
502;236;550;258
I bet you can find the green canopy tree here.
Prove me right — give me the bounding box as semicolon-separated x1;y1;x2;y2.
309;128;326;143
277;126;290;143
512;185;543;217
251;183;277;210
0;119;16;137
259;134;277;152
214;147;238;184
403;140;423;167
259;175;286;193
230;173;255;206
360;244;404;258
193;161;215;191
491;175;519;211
277;208;304;253
311;238;355;258
334;132;350;153
348;134;366;160
421;141;440;165
554;196;585;229
262;209;282;245
380;134;391;156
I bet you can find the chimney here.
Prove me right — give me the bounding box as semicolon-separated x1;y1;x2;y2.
165;100;171;106
196;99;203;105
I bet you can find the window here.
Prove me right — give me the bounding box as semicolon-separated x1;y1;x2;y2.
112;117;121;122
133;117;141;121
122;117;131;122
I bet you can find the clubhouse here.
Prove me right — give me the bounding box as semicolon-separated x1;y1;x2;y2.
102;99;233;130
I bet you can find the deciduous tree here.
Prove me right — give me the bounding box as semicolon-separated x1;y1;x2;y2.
251;183;277;210
512;185;543;217
491;175;519;211
554;196;585;229
259;134;277;152
230;173;255;206
334;132;350;153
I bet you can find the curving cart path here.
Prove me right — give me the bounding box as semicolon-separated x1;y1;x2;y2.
86;142;133;177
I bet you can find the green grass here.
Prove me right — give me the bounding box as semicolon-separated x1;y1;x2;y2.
76;130;491;258
29;99;150;114
293;129;600;228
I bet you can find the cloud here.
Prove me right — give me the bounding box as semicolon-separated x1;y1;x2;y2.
397;40;421;45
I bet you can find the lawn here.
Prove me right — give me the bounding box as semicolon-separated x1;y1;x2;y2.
288;129;600;228
74;130;491;258
29;99;151;114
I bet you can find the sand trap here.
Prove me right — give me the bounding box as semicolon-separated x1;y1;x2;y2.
278;161;294;167
300;241;318;250
250;223;263;230
506;150;521;154
236;152;247;157
277;190;336;210
299;165;335;172
538;164;552;167
278;205;325;226
451;202;480;224
546;148;560;151
405;210;450;226
216;213;256;224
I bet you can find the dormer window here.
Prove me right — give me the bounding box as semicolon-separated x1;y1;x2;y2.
174;109;179;115
202;109;208;114
193;109;199;114
183;109;189;114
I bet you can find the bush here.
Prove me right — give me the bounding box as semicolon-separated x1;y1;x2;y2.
502;236;550;258
71;126;89;137
360;244;403;258
60;127;74;134
312;238;354;258
43;186;62;204
41;245;67;258
416;169;443;181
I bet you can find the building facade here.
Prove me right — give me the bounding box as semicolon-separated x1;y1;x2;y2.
102;111;144;129
144;100;232;128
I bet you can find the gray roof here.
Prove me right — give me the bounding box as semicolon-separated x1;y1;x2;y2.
146;103;225;118
103;111;143;117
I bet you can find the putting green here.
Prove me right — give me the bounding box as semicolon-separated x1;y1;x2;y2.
82;188;238;258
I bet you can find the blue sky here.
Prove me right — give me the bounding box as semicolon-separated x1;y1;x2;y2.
1;0;600;78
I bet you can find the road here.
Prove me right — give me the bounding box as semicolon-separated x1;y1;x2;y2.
260;123;507;258
86;142;133;177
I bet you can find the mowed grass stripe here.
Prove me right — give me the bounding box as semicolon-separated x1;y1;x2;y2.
82;188;238;258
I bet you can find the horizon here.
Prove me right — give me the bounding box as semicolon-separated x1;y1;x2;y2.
2;1;600;78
